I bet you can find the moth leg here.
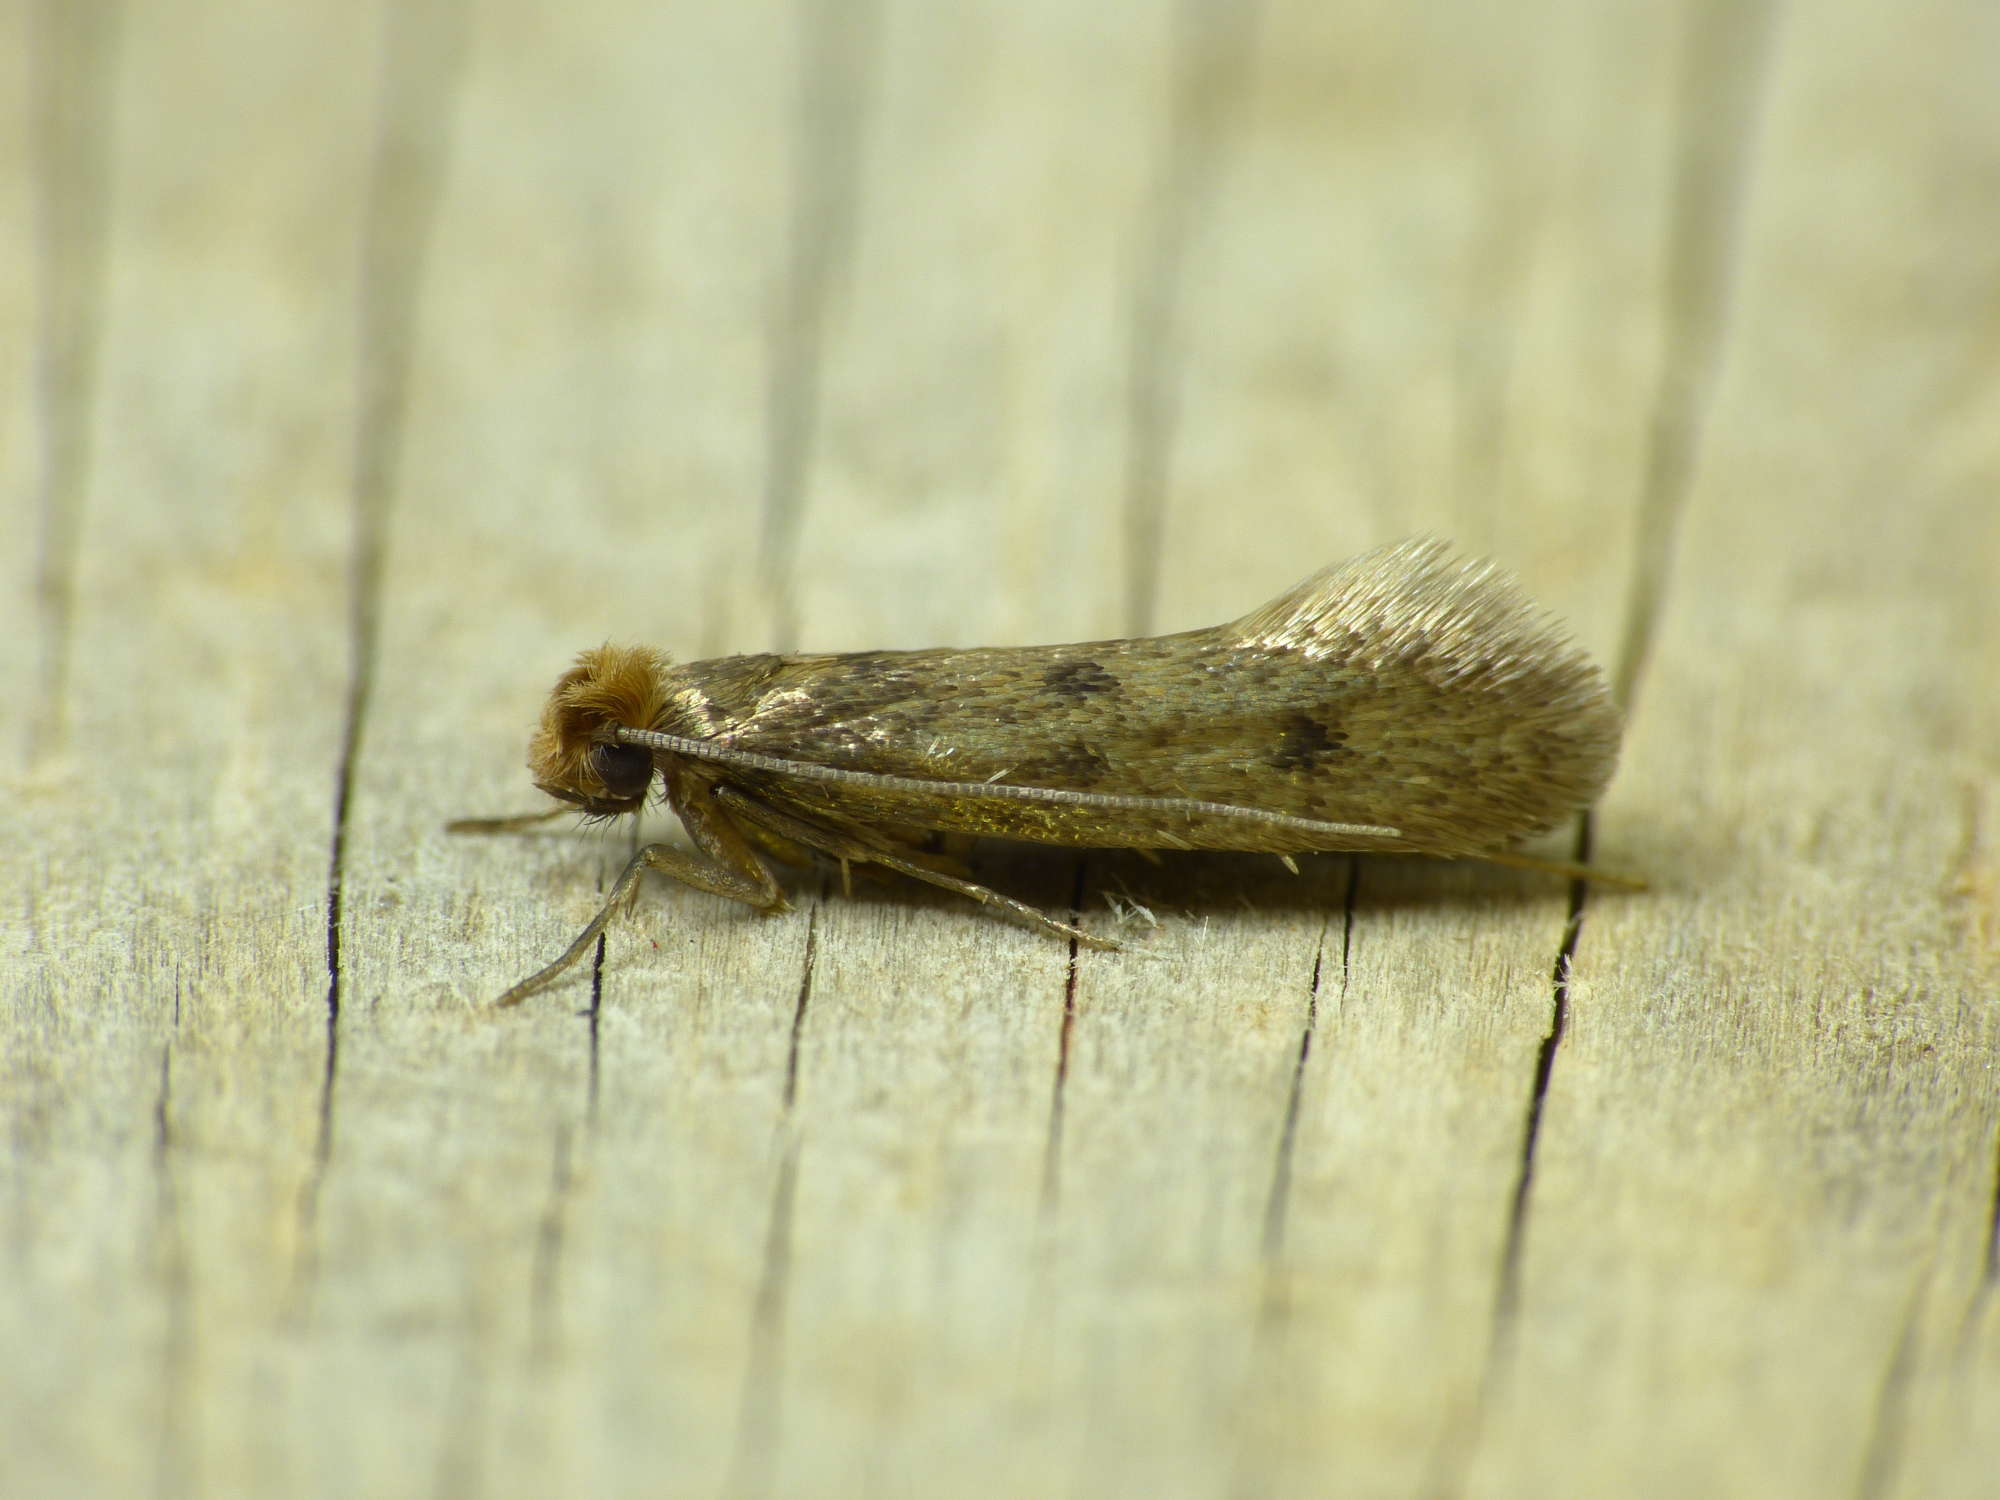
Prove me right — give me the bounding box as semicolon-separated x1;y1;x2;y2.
737;816;818;870
447;807;569;836
497;784;788;1007
836;827;975;887
714;788;1120;952
909;831;977;880
494;837;787;1007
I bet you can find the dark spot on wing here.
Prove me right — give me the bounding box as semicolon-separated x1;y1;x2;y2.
1041;660;1122;698
1010;739;1113;787
1268;711;1346;771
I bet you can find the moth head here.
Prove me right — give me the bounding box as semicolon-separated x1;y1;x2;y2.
527;644;675;816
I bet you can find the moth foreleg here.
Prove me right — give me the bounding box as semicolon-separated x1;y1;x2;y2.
446;806;570;836
870;847;1122;951
496;802;789;1008
713;788;1119;952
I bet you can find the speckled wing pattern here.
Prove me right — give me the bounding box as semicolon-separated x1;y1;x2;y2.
670;539;1621;857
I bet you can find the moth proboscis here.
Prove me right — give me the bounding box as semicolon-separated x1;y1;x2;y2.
453;537;1632;1006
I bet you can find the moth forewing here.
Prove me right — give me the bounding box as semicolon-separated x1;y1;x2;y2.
463;537;1625;1003
1221;537;1621;852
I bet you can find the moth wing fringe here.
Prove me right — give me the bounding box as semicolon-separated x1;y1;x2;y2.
1229;536;1610;713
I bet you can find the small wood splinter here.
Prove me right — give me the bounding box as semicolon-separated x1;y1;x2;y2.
453;538;1632;1006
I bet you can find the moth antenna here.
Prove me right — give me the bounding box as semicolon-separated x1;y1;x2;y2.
610;724;1403;842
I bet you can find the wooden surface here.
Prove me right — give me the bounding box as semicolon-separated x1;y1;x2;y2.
5;1;1997;1495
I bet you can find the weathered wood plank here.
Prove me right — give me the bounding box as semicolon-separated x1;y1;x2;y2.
4;4;374;1497
3;0;1995;1497
1470;2;2000;1492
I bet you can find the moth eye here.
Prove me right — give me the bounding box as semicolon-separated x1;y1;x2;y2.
590;743;654;801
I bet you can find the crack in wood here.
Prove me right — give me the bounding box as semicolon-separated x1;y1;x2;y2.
761;0;879;653
783;903;820;1113
299;0;467;1320
1260;859;1351;1262
1039;860;1091;1216
150;1039;194;1500
727;1139;801;1500
1852;1267;1933;1500
1123;0;1262;638
529;1125;576;1364
1612;0;1781;715
28;0;121;762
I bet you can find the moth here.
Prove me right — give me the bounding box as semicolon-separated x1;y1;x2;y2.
455;538;1624;1004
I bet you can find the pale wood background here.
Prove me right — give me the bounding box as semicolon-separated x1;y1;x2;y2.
4;0;1997;1496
